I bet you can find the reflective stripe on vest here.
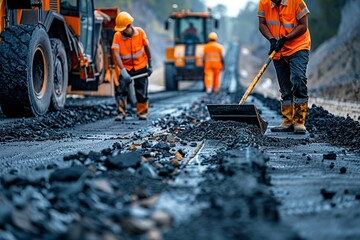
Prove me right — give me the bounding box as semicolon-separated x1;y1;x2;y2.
204;52;222;62
121;47;145;60
203;42;223;69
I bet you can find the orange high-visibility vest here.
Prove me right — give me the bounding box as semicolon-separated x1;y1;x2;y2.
258;0;311;60
111;27;149;71
203;41;224;69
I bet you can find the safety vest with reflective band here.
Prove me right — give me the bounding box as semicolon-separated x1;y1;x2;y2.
111;27;149;71
203;41;224;69
257;0;311;60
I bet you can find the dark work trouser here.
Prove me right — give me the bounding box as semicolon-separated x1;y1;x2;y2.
273;50;309;105
114;67;149;117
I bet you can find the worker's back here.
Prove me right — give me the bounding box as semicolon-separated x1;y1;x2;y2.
204;41;224;69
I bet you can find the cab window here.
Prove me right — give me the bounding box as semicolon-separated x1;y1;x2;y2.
176;17;205;44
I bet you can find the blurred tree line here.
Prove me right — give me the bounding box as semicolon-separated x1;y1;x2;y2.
95;0;346;51
95;0;205;20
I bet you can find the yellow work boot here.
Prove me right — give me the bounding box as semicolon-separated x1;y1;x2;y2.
293;102;307;134
137;102;148;120
271;103;294;132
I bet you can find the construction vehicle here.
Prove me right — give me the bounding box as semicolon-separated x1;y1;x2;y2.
0;0;119;117
164;8;219;91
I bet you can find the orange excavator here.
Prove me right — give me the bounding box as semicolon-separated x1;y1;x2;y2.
0;0;119;117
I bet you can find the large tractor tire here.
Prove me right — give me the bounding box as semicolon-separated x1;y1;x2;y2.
0;24;53;117
49;38;68;111
165;63;178;91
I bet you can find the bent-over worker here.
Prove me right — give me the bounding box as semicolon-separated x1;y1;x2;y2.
203;32;224;93
258;0;311;134
111;11;152;121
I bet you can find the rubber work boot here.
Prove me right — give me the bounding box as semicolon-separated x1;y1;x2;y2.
137;102;148;120
271;104;294;132
138;114;147;120
115;97;127;121
114;114;125;121
293;102;307;134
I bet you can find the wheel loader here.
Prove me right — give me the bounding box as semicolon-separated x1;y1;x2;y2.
164;8;218;91
0;0;119;117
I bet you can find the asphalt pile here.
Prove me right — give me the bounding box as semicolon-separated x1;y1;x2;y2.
254;93;360;152
0;96;210;239
306;105;360;152
164;119;300;240
164;147;299;240
0;134;180;239
0;101;116;142
1;93;359;239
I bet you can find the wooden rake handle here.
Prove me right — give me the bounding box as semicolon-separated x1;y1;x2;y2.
239;50;276;105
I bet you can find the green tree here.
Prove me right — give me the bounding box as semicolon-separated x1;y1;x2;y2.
95;0;205;21
95;0;132;9
212;4;227;18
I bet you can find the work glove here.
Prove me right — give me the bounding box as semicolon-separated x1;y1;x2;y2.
120;68;132;85
275;37;288;52
147;60;153;77
269;38;277;55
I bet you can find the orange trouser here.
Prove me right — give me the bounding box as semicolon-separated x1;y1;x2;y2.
204;67;222;93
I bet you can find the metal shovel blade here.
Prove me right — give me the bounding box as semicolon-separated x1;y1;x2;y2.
207;104;268;134
206;52;275;134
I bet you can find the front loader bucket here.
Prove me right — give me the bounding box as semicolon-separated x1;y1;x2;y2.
207;104;268;134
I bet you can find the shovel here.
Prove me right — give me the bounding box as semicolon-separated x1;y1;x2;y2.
207;51;276;134
127;72;149;105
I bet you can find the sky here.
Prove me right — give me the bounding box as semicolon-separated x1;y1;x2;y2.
204;0;258;17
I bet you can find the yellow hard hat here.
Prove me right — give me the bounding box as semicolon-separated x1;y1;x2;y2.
208;32;218;41
114;12;134;32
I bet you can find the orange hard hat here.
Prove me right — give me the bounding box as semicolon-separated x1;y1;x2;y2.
114;12;134;32
208;32;218;41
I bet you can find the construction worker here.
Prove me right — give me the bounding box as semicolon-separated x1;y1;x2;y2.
183;22;199;42
258;0;311;134
111;11;152;121
203;32;224;93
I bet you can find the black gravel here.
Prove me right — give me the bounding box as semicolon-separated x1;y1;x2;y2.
164;148;300;240
0;92;359;239
253;93;360;152
0;98;117;142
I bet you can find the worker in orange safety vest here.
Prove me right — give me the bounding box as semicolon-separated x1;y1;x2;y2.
258;0;311;134
203;32;224;93
111;11;152;121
